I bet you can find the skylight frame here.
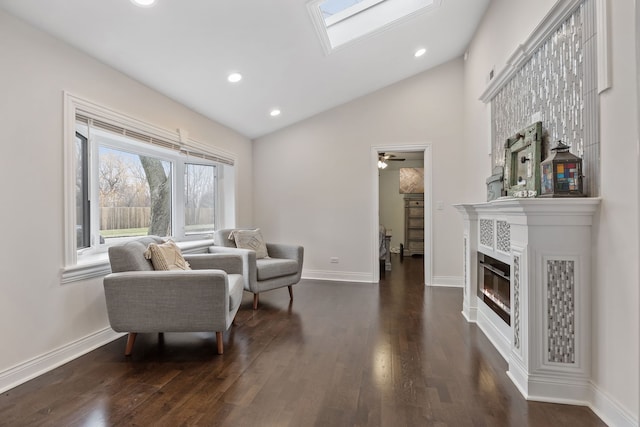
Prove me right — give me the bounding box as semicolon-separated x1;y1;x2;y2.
307;0;442;55
322;0;387;27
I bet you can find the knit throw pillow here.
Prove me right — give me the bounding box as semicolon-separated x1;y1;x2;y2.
144;240;191;271
230;229;269;259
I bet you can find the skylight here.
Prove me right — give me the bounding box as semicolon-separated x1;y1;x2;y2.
308;0;440;53
319;0;386;23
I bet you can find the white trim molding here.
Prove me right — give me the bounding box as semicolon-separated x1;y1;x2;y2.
590;382;639;427
431;276;463;287
302;270;374;283
0;328;123;394
370;144;433;286
479;0;610;102
596;0;612;93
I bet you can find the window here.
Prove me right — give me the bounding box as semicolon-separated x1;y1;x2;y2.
184;163;216;235
75;131;90;249
319;0;386;24
308;0;439;52
63;93;235;281
95;143;174;242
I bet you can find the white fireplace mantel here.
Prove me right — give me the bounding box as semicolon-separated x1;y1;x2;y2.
454;197;601;405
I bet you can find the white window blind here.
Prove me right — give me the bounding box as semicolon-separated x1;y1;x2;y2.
76;112;234;166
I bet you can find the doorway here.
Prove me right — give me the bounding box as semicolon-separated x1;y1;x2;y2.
371;144;432;285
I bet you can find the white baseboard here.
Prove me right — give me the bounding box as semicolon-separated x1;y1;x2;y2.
302;270;373;283
590;381;638;427
431;276;463;287
475;309;638;427
522;374;592;406
461;307;477;322
0;327;123;394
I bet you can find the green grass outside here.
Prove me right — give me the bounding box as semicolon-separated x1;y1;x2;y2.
101;228;148;238
101;225;215;238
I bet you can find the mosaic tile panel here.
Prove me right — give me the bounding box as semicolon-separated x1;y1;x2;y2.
463;237;467;296
496;220;510;253
491;0;599;196
513;255;521;350
480;219;494;249
547;260;576;364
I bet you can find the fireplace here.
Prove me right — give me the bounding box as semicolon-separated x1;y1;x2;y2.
477;253;510;325
455;198;599;404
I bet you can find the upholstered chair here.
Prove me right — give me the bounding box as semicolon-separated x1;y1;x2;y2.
209;229;304;310
104;236;244;355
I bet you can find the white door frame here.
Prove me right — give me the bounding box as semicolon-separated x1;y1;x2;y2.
371;144;432;285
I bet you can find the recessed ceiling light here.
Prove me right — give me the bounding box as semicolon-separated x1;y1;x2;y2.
227;72;242;83
414;48;427;58
131;0;156;7
270;109;281;117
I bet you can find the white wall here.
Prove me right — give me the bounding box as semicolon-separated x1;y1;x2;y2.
0;10;253;387
379;160;423;251
463;0;639;423
253;58;465;282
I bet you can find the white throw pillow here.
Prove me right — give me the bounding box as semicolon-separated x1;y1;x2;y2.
231;229;269;259
144;240;191;271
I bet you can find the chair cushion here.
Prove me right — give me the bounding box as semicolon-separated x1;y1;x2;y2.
144;240;191;271
256;258;299;281
227;274;243;312
108;236;164;272
231;229;269;259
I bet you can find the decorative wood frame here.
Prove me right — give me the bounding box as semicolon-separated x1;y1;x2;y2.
504;122;542;197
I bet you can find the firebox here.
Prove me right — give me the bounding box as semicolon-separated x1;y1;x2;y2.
477;253;511;325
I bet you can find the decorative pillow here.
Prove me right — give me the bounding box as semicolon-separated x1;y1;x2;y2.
230;229;269;259
144;240;191;271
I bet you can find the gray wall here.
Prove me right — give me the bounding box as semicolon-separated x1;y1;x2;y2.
0;9;253;382
254;58;465;283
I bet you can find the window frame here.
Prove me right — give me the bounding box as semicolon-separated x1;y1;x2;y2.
75;131;91;249
62;92;236;283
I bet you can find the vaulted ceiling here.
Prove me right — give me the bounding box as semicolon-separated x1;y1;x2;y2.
0;0;490;139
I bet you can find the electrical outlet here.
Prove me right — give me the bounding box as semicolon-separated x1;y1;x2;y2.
330;257;339;264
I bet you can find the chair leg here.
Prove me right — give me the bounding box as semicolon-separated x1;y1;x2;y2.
288;285;293;301
125;332;137;356
253;293;259;310
216;331;224;355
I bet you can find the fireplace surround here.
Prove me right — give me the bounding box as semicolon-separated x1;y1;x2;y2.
454;198;600;405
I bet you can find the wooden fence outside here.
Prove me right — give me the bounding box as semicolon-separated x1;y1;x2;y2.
100;207;215;230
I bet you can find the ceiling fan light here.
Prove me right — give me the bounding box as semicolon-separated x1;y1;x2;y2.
378;160;388;169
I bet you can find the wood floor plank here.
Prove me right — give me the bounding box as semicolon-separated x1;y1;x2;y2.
0;255;607;426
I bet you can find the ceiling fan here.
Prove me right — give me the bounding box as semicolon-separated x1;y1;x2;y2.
378;152;405;169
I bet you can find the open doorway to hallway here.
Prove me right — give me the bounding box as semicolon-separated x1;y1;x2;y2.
372;145;432;285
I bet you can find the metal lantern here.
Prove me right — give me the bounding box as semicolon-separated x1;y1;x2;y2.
540;141;585;197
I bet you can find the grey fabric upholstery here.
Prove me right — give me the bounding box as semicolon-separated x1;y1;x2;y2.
103;236;244;355
210;228;304;308
107;236;163;273
255;258;299;281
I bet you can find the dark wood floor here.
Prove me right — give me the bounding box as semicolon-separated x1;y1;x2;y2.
1;255;605;426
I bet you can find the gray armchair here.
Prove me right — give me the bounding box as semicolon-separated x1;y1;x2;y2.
103;236;244;355
209;229;304;310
